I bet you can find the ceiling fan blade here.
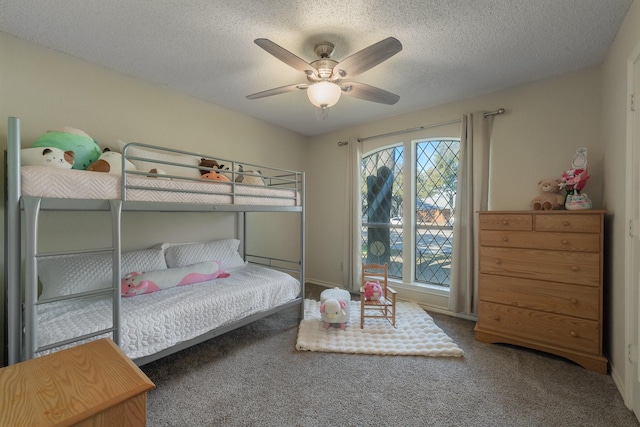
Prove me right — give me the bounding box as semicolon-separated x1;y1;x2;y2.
246;84;308;100
254;38;316;76
342;81;400;105
333;37;402;80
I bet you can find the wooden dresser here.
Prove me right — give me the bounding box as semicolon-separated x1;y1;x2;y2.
474;210;607;373
0;338;155;426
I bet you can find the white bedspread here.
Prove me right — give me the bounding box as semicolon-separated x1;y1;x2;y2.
36;264;300;360
21;166;300;206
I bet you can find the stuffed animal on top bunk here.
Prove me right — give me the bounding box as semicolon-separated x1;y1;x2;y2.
32;126;102;170
199;158;240;181
87;148;169;178
199;158;220;175
235;165;265;186
201;171;231;182
146;168;168;178
219;163;242;181
87;148;137;175
21;147;75;169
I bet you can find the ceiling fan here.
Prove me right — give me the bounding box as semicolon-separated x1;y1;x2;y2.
246;37;403;111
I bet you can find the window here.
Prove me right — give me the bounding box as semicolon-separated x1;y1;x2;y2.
361;139;460;288
361;146;404;278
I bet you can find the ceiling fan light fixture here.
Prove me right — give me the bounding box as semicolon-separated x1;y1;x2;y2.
307;81;341;109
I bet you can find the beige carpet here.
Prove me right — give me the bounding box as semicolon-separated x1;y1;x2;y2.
296;299;464;357
141;303;638;426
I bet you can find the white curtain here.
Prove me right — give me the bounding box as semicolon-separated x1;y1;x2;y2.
448;112;494;315
343;137;363;291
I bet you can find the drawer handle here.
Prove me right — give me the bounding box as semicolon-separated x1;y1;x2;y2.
494;259;502;265
493;315;501;321
570;331;578;338
563;221;570;227
561;239;569;245
502;220;509;225
569;298;578;304
570;266;579;272
502;236;509;242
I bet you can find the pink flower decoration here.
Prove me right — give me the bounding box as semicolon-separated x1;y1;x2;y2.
560;167;589;192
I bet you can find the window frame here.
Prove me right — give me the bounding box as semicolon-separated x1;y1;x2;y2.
360;134;461;295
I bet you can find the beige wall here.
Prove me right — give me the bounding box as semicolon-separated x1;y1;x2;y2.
0;32;307;363
305;67;603;304
602;0;640;404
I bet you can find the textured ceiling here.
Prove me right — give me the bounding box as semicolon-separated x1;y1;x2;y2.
0;0;633;136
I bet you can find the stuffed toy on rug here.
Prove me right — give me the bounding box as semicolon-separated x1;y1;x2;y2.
363;280;383;301
319;287;351;330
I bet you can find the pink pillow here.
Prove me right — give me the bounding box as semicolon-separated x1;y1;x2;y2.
121;260;229;297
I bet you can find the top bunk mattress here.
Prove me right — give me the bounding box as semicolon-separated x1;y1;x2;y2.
21;166;301;206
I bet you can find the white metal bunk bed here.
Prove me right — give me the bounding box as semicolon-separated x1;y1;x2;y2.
4;116;305;366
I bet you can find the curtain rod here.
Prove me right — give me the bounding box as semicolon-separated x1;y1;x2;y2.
338;107;506;146
484;108;506;118
356;118;461;143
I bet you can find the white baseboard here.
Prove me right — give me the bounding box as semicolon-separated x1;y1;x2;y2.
304;278;345;290
610;363;632;409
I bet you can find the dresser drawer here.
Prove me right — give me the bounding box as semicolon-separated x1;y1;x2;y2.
480;247;600;287
477;301;600;354
535;214;601;233
479;213;532;231
478;274;599;320
479;230;600;252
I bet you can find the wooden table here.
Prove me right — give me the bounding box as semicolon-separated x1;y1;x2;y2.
0;338;155;426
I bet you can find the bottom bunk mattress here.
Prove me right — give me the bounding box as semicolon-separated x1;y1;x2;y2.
35;264;300;360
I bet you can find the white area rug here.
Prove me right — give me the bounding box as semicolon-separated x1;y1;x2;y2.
296;299;464;357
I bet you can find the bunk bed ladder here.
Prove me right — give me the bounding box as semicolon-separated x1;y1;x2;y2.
22;197;41;359
21;197;123;360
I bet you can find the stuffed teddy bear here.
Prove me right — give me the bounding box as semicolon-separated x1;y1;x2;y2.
87;148;136;175
199;158;240;181
199;158;220;175
235;165;265;186
201;171;231;182
32;126;101;170
531;179;565;210
363;280;383;301
21;147;75;169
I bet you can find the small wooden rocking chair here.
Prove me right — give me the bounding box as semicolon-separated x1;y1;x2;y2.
360;263;397;328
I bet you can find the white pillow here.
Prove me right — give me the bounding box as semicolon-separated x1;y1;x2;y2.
118;140;201;179
38;248;167;300
163;239;246;270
